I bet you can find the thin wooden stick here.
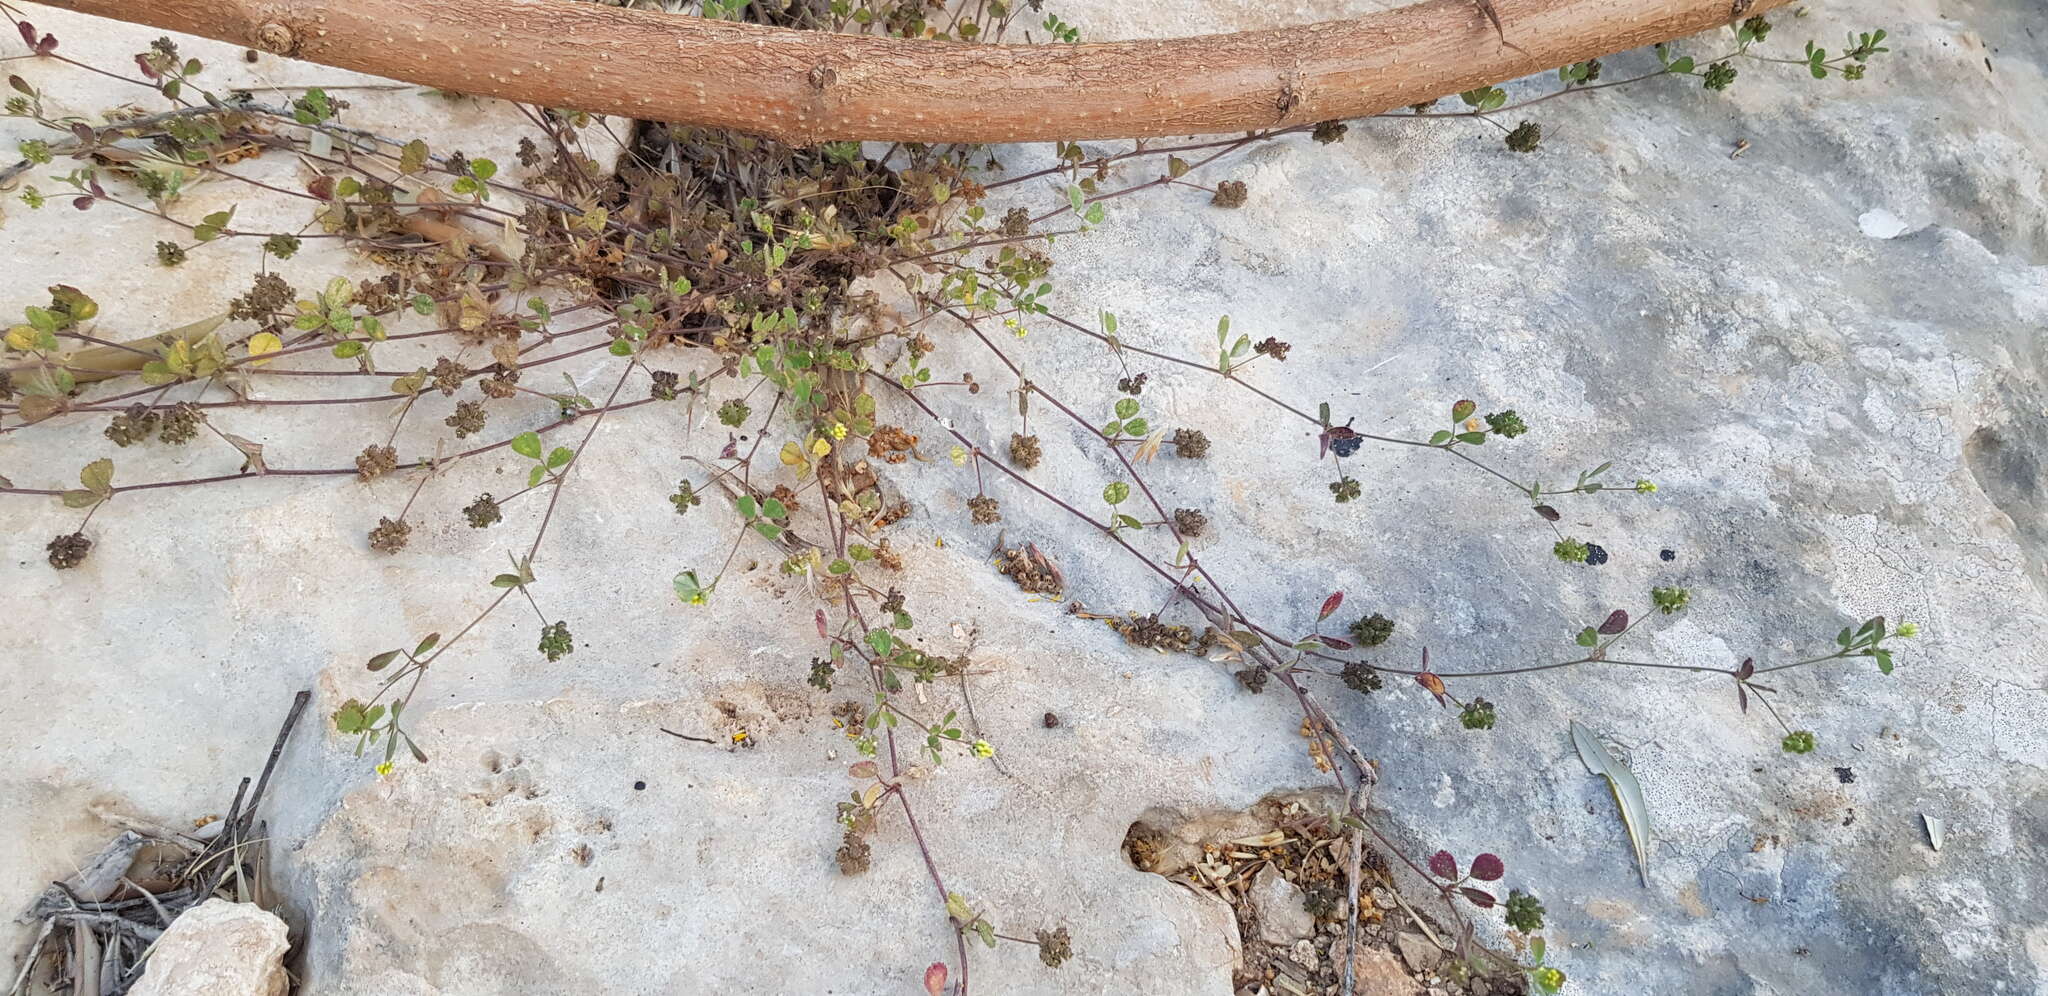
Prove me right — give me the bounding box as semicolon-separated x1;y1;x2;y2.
37;0;1789;143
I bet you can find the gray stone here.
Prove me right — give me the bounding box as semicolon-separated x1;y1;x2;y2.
3;1;2047;995
1395;931;1443;976
1249;865;1316;946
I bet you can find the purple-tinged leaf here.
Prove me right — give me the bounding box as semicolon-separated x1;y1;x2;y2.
1428;850;1457;879
1598;610;1628;635
1458;886;1497;908
1533;504;1560;521
1470;852;1505;881
1735;657;1755;680
1316;634;1355;651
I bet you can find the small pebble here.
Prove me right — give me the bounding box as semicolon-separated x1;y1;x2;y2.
1585;543;1609;565
633;780;646;791
1660;548;1677;561
1043;712;1060;728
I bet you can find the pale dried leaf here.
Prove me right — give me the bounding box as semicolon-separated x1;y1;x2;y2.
1571;720;1652;887
223;433;267;474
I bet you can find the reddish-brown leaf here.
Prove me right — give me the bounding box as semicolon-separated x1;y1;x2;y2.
1316;634;1355;651
1319;590;1344;622
1737;683;1750;714
848;761;877;780
815;609;829;640
1533;504;1560;521
1458;886;1498;909
923;962;948;996
1735;657;1755;680
1416;671;1448;708
1598;609;1629;635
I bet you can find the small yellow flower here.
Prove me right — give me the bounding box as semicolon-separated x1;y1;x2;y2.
950;445;968;466
971;739;995;758
375;761;394;777
731;730;749;743
829;421;848;440
1635;479;1658;494
1896;622;1919;638
1003;317;1027;338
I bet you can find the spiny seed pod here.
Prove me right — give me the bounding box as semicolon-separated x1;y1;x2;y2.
1000;206;1031;239
1484;410;1527;438
46;531;92;569
1342;661;1384;694
104;403;160;447
538;620;574;662
480;371;520;398
1350;613;1395;648
649;369;680;401
445;400;487;438
158;403;202;444
367;516;411;553
1009;433;1042;470
355;444;398;481
1036;926;1073;968
463;493;502;529
1211;180;1249;208
835;830;871;876
1171;428;1210;459
1505;121;1542;153
1253;337;1292;361
431;356;466;396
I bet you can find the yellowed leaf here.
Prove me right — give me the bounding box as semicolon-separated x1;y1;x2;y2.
244;331;282;366
458;294;489;332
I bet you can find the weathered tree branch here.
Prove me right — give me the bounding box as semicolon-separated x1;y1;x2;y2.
38;0;1785;143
